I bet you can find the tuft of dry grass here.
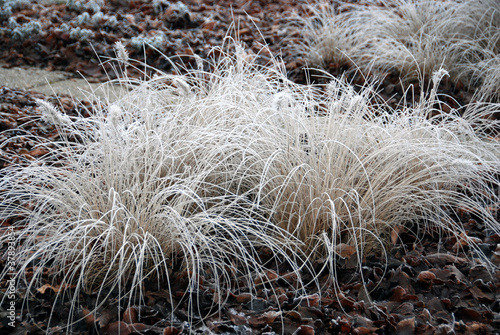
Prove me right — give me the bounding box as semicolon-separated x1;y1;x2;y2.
299;0;500;99
1;39;499;331
0;42;311;329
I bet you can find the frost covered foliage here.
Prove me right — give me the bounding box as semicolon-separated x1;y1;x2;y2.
0;0;30;18
10;20;42;40
130;31;166;51
66;0;103;12
1;41;499;329
300;0;500;99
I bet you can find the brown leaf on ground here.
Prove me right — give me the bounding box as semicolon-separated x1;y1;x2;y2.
491;251;500;266
424;253;467;266
468;285;495;303
163;326;181;335
298;293;320;307
103;321;131;335
36;283;75;294
456;308;483;323
352;326;371;335
286;310;302;321
390;285;407;302
227;308;248;326
123;307;138;324
103;321;150;335
416;271;436;284
254;269;279;285
81;307;95;328
97;308;116;329
229;292;253;303
391;225;407;245
461;321;492;334
298;306;324;320
335;243;356;259
27;147;49;157
247;311;281;328
293;324;315;335
396;317;415;335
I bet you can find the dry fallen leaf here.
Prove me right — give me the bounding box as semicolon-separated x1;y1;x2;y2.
123;307;138;324
81;307;95;328
417;271;436;284
293;325;315;335
163;326;181;335
352;326;371;335
456;308;483;323
37;283;75;294
390;286;407;302
286;310;302;321
97;308;115;329
425;253;467;266
254;269;279;285
468;286;495;303
103;321;150;335
103;321;132;335
335;243;356;259
227;308;248;326
230;292;253;303
491;251;500;266
396;317;415;335
28;148;49;157
299;293;320;307
391;226;407;245
247;311;281;327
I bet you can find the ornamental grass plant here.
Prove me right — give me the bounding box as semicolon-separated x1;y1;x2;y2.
1;39;499;331
300;0;500;99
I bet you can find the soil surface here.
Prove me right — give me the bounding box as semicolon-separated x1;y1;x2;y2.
0;1;499;334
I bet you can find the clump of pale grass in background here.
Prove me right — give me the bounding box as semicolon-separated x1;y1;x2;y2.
299;0;500;99
456;0;500;100
1;39;499;331
293;0;361;67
